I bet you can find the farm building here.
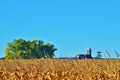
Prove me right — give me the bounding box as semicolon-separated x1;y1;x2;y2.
75;48;93;59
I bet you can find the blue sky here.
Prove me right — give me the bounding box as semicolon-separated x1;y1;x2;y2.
0;0;120;58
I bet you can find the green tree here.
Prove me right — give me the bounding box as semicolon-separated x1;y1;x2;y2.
5;39;57;60
43;43;57;58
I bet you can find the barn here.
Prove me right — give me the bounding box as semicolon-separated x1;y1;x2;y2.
75;48;93;59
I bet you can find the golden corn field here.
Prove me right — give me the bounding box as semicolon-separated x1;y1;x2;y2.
0;59;120;80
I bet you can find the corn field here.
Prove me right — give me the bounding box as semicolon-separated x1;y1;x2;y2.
0;59;120;80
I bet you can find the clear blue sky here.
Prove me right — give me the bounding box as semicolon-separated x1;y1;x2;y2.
0;0;120;58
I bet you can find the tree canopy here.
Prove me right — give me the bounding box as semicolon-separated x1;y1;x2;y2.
5;39;57;60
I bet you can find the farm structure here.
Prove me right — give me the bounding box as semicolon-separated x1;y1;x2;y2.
75;48;93;59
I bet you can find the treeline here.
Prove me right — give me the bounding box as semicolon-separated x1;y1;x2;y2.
5;39;57;60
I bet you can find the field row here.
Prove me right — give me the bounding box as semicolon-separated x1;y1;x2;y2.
0;59;120;80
